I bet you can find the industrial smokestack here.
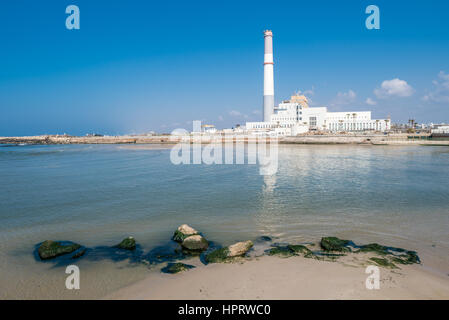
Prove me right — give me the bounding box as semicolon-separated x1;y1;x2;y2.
263;30;274;122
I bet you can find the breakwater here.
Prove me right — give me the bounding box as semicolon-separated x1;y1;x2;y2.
1;133;448;146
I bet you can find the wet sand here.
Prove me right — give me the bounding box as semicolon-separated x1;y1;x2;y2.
107;255;449;300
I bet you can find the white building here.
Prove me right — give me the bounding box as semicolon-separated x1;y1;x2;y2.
246;30;390;136
201;124;217;134
431;124;449;134
246;94;391;136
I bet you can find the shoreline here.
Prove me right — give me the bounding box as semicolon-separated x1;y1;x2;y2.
106;254;449;300
1;134;449;146
103;228;449;300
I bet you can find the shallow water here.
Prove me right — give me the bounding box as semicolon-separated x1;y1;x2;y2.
0;144;448;299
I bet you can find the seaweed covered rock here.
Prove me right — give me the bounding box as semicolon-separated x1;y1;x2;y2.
359;243;420;264
114;236;136;250
357;243;420;266
71;248;86;259
38;240;81;260
320;237;351;252
205;240;253;263
358;243;389;254
267;246;295;258
181;235;209;251
392;250;420;265
267;244;315;259
288;244;315;258
161;262;195;274
173;224;200;243
369;257;398;269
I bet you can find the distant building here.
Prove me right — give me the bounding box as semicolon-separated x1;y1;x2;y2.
246;94;391;136
431;124;449;134
245;30;391;136
201;124;217;134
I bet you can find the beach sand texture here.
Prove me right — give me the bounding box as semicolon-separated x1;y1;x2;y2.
107;255;449;300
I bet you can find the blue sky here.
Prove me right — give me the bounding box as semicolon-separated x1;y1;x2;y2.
0;0;448;136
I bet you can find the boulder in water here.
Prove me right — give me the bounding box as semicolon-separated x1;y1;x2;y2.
161;262;195;274
173;224;200;242
320;237;351;252
114;236;136;250
38;240;81;260
228;241;254;257
205;240;253;263
181;235;208;251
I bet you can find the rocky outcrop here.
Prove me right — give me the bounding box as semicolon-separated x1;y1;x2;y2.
357;243;420;268
228;241;254;257
172;224;209;252
205;240;253;263
181;235;208;251
173;224;200;243
320;237;351;252
267;244;315;259
114;236;136;250
37;240;82;260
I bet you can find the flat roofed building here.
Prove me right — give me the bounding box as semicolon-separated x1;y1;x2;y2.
246;94;391;136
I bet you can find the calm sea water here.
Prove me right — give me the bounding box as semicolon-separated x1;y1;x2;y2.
0;144;448;299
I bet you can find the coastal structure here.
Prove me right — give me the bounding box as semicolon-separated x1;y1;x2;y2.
246;30;391;136
263;30;275;122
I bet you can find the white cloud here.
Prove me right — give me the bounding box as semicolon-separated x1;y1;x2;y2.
303;89;314;96
252;110;261;115
331;90;356;106
422;71;449;103
365;97;377;105
374;78;414;98
299;87;315;96
218;115;224;121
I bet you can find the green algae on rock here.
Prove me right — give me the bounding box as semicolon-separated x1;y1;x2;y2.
71;248;86;259
358;243;420;265
288;244;315;258
391;250;420;265
205;247;231;263
369;257;398;269
205;241;253;263
38;240;81;260
267;246;295;258
320;237;351;252
173;224;200;243
267;244;316;259
161;262;195;274
114;236;136;250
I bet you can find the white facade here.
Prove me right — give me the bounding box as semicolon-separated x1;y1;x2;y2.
431;125;449;134
246;95;391;136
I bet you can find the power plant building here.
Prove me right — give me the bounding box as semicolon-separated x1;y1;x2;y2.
246;30;391;136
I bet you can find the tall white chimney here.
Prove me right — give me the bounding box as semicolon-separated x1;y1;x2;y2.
263;30;274;122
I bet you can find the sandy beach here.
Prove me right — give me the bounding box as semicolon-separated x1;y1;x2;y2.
107;254;449;300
